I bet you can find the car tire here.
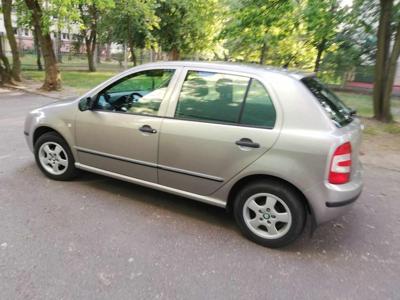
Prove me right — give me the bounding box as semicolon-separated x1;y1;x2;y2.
34;131;79;181
233;180;306;248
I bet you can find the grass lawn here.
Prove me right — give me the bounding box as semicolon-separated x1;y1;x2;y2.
23;70;400;124
16;54;122;69
336;92;400;123
23;70;118;93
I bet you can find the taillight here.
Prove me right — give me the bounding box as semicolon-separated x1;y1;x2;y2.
329;142;352;184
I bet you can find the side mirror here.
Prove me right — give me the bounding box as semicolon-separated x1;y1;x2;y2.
78;97;95;111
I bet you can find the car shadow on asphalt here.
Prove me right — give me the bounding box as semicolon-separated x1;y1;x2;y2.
27;164;361;253
76;170;361;253
77;170;237;230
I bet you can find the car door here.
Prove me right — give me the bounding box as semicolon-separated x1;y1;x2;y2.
158;68;281;195
74;68;178;183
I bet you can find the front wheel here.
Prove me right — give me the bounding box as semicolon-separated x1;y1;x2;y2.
233;181;306;248
34;132;78;180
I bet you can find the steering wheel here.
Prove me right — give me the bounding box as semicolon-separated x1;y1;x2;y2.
129;92;142;102
112;92;143;111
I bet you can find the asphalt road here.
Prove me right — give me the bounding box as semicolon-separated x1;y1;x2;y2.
0;88;399;299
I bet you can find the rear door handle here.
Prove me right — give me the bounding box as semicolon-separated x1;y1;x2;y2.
235;138;260;148
139;125;157;134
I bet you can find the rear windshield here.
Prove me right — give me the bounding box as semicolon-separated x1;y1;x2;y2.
301;77;353;127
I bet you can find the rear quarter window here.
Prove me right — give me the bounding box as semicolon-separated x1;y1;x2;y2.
301;77;353;127
240;79;276;128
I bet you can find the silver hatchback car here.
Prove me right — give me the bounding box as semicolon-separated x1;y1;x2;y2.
24;61;363;248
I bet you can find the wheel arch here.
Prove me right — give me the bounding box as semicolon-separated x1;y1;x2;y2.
226;174;313;219
33;126;66;146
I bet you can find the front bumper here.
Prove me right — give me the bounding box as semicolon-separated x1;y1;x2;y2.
24;130;34;152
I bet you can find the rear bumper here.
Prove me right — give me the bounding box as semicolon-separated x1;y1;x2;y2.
325;191;361;207
305;163;363;225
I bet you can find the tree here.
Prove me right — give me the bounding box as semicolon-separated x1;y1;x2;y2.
78;0;114;72
220;0;294;64
318;0;378;84
0;35;13;84
303;0;344;73
373;0;400;122
32;26;43;71
155;0;219;60
99;0;157;66
23;0;61;90
1;0;22;81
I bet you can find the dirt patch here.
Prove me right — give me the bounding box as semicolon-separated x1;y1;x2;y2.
360;118;400;171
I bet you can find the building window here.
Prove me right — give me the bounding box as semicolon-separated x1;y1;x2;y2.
24;29;29;36
13;28;17;35
62;33;68;40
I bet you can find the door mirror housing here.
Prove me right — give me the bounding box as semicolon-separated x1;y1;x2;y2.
79;96;95;111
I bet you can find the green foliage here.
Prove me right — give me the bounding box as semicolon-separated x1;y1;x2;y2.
154;0;220;56
99;0;158;49
303;0;344;49
220;0;296;63
16;0;81;34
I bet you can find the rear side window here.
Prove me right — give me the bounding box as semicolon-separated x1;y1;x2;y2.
301;77;353;127
175;70;276;128
175;71;248;123
240;79;276;128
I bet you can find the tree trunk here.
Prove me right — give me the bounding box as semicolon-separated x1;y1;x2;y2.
381;21;400;122
140;48;143;65
25;0;61;91
105;42;111;61
87;49;96;72
85;38;96;72
128;40;137;66
84;32;96;72
170;48;180;60
259;41;267;65
314;39;327;73
373;0;394;121
0;36;13;84
96;42;101;64
33;26;43;71
2;0;21;81
80;4;98;72
57;30;62;63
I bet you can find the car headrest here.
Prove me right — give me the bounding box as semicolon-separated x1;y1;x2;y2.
215;78;233;102
187;77;208;97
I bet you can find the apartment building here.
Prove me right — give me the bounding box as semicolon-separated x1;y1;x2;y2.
0;10;80;55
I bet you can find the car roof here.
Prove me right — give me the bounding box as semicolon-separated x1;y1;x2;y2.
139;60;314;81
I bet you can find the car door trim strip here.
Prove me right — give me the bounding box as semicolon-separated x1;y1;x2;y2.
75;146;158;168
75;162;226;208
74;146;224;183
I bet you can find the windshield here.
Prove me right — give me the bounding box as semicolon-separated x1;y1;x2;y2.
301;77;353;127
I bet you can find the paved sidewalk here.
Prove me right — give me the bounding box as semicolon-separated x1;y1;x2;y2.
4;79;82;100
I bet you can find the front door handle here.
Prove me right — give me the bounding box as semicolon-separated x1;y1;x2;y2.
139;125;157;134
235;138;260;148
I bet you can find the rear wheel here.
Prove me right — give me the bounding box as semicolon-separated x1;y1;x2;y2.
233;180;306;248
34;132;78;180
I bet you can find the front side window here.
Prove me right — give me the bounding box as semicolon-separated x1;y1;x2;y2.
175;71;249;123
175;70;276;128
95;69;175;116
